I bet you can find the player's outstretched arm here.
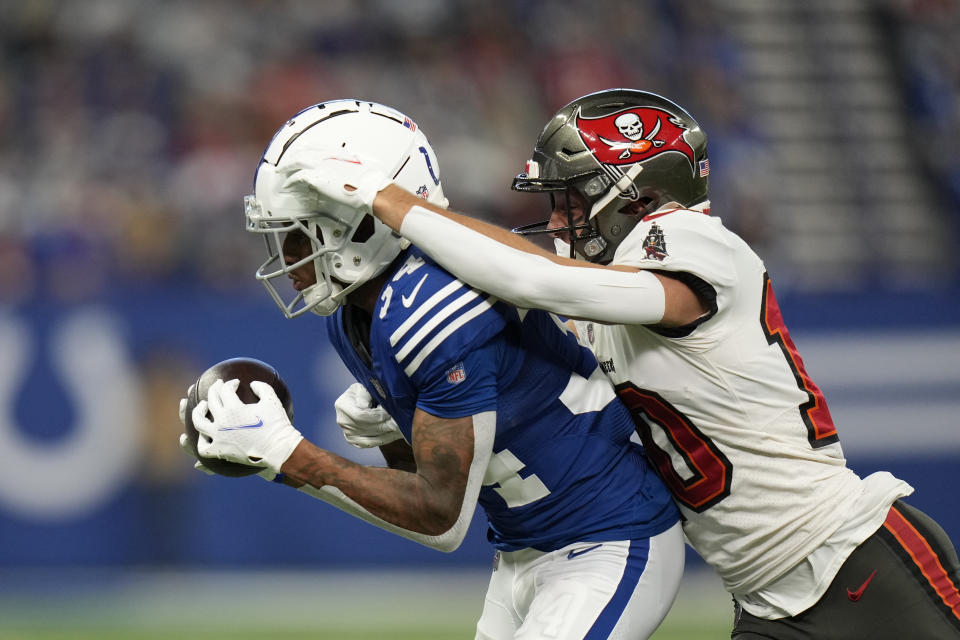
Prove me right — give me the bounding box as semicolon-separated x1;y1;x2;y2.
278;156;702;326
374;184;556;259
285;408;496;552
373;185;706;326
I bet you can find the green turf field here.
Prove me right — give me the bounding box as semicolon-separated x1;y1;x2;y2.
0;625;727;640
0;568;730;639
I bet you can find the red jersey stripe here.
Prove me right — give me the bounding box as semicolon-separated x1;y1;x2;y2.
884;506;960;620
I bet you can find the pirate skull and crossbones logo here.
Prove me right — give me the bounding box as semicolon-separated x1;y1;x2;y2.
575;106;697;176
614;113;644;140
599;111;667;159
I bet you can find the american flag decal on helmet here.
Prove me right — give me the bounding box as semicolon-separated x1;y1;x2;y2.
699;158;710;177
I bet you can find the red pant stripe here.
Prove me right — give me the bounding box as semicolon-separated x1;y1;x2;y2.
884;505;960;620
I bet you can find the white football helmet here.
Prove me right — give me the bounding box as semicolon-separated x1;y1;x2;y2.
244;99;448;317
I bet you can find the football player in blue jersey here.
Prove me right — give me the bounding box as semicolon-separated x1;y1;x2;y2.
182;100;685;640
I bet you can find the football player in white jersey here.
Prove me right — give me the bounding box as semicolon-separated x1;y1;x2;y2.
281;90;960;639
181;100;686;639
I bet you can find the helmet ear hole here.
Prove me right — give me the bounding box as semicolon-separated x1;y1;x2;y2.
618;196;654;217
350;214;376;243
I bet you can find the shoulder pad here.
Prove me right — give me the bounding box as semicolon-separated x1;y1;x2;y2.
373;250;508;382
615;209;737;288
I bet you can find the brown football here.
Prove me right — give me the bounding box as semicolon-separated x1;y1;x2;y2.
182;357;294;477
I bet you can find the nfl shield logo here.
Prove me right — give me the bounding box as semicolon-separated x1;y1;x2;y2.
445;362;466;385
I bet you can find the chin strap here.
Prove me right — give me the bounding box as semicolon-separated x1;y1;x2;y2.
589;163;645;222
575;163;645;262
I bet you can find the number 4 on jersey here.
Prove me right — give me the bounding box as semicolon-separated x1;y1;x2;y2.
483;449;551;508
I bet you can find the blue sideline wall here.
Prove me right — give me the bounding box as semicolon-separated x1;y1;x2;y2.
0;286;956;569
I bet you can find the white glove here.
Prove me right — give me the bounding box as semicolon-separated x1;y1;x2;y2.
191;378;304;473
279;148;392;217
177;432;281;481
178;383;195;425
178;385;283;480
178;431;216;476
177;385;214;475
334;382;403;448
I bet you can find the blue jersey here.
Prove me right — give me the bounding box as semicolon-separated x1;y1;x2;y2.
325;247;678;551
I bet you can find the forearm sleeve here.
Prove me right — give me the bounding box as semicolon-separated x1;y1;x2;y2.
401;207;665;324
296;411;496;553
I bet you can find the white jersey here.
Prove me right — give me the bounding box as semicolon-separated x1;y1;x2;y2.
396;202;913;617
576;202;912;612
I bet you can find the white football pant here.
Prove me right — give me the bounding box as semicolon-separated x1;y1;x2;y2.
475;521;684;639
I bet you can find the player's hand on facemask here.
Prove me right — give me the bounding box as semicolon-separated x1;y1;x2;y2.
191;379;304;473
334;382;404;448
278;148;392;216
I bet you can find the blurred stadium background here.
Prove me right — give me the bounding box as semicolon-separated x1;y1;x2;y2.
0;0;957;637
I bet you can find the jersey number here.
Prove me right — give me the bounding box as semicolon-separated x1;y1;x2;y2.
483;449;550;508
615;384;732;512
760;273;838;447
615;273;838;513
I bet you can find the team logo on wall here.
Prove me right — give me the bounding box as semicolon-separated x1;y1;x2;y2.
642;223;668;261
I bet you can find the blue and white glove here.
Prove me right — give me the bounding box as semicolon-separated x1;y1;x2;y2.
176;433;283;482
279;148;392;217
192;379;304;473
177;387;283;481
334;383;403;448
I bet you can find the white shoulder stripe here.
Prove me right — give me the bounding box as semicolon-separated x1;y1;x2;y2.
394;289;480;363
403;296;499;377
389;280;464;347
